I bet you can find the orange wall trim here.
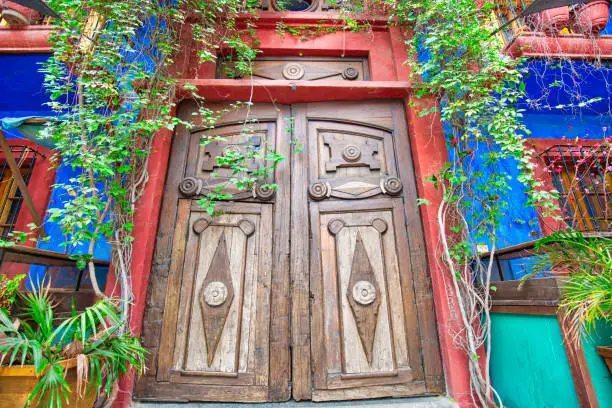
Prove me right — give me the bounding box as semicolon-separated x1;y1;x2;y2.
0;26;53;53
505;33;612;59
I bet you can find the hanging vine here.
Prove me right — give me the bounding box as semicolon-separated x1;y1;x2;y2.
2;0;608;406
24;0;269;328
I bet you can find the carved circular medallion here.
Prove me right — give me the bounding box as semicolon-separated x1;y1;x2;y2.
254;184;276;201
223;145;240;157
179;177;202;197
382;176;403;196
371;218;388;234
327;218;346;235
342;144;361;162
342;67;359;80
203;281;229;307
352;280;377;306
193;217;211;234
308;181;330;200
238;219;256;236
282;63;305;80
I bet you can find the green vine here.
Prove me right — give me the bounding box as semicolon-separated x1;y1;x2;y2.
2;1;607;406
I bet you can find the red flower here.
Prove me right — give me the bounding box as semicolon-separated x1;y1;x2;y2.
450;137;459;146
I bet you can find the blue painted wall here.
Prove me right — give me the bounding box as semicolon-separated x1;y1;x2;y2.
474;59;612;249
0;55;110;289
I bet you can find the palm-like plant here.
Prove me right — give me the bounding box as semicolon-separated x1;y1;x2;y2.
0;286;146;408
535;230;612;345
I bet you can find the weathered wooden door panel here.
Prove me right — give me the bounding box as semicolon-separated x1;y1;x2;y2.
136;100;443;403
294;101;443;401
310;201;426;400
135;102;289;402
169;203;271;385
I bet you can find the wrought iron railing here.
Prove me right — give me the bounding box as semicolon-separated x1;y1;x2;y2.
0;145;39;239
540;144;612;233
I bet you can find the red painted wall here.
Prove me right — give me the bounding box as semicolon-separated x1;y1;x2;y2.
118;16;474;407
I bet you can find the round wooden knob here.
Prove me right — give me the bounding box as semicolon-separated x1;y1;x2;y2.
282;63;305;80
179;177;201;197
343;67;359;80
352;281;377;305
309;181;330;200
254;184;276;201
203;281;229;306
342;144;361;162
382;176;403;196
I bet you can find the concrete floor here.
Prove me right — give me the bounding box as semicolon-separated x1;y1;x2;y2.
134;396;458;408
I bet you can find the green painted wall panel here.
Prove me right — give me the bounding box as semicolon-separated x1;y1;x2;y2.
583;322;612;407
490;313;580;408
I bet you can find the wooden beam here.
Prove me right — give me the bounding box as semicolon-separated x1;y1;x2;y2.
0;128;46;237
491;305;558;315
558;312;600;408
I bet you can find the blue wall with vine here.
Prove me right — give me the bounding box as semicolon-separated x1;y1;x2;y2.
0;54;110;289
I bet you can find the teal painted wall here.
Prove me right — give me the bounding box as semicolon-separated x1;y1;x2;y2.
490;313;580;408
583;321;612;407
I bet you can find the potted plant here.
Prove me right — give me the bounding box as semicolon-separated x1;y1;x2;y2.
0;285;146;407
0;274;25;312
570;0;611;35
0;2;42;26
535;231;612;371
527;6;570;34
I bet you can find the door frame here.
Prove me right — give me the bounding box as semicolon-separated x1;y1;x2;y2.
126;21;472;407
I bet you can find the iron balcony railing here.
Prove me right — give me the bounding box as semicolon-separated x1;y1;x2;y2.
0;145;39;239
541;144;612;233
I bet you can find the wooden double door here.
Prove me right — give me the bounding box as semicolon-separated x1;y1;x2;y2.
135;100;443;402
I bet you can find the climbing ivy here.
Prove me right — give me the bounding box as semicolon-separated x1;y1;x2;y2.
20;0;276;327
4;1;607;405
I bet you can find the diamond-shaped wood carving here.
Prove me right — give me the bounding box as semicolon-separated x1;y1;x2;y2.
334;181;379;196
347;231;381;365
200;232;235;366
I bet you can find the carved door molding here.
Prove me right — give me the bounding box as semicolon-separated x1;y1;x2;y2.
292;102;443;401
135;100;443;403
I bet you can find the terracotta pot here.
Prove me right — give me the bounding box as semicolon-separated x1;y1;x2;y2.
0;359;96;408
527;7;571;34
597;346;612;374
0;1;41;26
571;0;611;35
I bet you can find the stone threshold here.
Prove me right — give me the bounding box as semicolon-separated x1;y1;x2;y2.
134;396;458;408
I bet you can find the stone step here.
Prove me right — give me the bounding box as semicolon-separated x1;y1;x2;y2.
134;396;458;408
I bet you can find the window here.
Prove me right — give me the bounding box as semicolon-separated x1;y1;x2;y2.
541;144;612;233
0;145;39;239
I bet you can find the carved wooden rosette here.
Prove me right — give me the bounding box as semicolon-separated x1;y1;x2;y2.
192;217;255;366
328;218;389;365
178;176;202;197
324;135;381;172
309;181;331;200
381;176;403;196
253;183;276;201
